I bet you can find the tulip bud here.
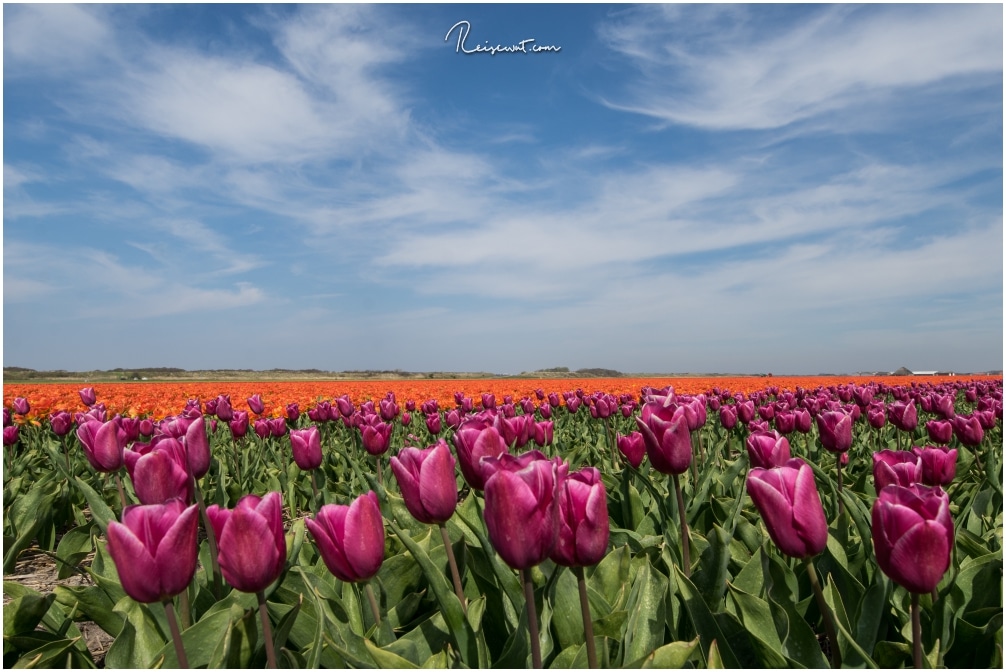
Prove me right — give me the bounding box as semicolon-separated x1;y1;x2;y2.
719;405;738;430
286;403;300;422
616;431;646;468
229;411;249;438
248;394;265;415
888;400;918;432
539;402;553;420
12;397;30;416
951;414;983;446
872;450;922;491
925;419;952;445
551;467;609;567
214;395;233;422
445;408;462;430
289;426;323;471
106;499;199;603
932;394;956;420
3;425;20;446
774;411;796;435
872;485;953;594
2;408;10;427
452;419;509;490
816;411;853;453
737;400;755;424
50;411;73;436
269;417;287;437
307;492;385;583
361;421;393;456
425;413;442;435
254;418;271;439
76;418;125;472
746;431;792;469
746;458;828;559
79;387;97;407
390;441;457;525
912;446;957;487
207;492;286;593
401;411;412;427
533;421;554;447
124;437;193;505
635;402;692;475
183;414;211;479
482;453;560;570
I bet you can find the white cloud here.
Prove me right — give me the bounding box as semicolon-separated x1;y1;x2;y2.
3;4;114;74
600;4;1002;130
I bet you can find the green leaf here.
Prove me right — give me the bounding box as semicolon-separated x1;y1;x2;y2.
728;584;783;651
732;546;765;596
71;478;116;533
53;585;124;638
388;519;479;667
10;636;91;669
104;598;167;669
822;580;878;668
692;524;731;610
766;593;828;668
851;571;891;667
675;565;741;668
4;594;56;637
366;638;420;668
548;567;585;650
54;525;94;580
641;637;700;668
589;545;631;612
621;561;668;665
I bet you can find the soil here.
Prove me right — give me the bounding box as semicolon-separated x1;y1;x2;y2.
4;545;116;667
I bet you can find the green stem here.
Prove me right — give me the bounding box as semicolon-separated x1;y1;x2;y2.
192;477;223;599
672;474;691;577
836;457;845;521
804;557;840;668
115;472;127;511
912;592;922;669
573;566;597;668
521;569;542;668
365;582;382;626
178;588;191;629
257;590;277;669
310;470;320;509
439;523;467;613
163;599;189;668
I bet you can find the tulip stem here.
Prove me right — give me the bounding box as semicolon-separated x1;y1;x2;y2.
114;472;127;511
310;471;320;508
192;477;223;599
439;523;467;614
376;456;383;488
365;582;382;626
572;566;598;668
163;599;190;668
520;569;543;668
835;459;845;521
803;558;840;669
257;590;277;669
671;474;691;578
60;435;71;473
912;592;922;669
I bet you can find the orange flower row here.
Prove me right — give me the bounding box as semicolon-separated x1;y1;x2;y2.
3;375;994;423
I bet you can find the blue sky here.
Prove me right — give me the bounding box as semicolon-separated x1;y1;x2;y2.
3;4;1003;375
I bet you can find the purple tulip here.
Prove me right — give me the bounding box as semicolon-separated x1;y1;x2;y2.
214;395;233;422
50;411;73;436
307;492;385;583
482;453;560;570
737;400;755;424
481;393;496;411
290;426;323;471
951;414;984;446
401;411;412;427
12;397;30;416
719;405;738;430
616;431;646;469
551;467;609;567
793;408;813;434
872;450;922;491
635;402;692;475
912;446;957;487
925;419;953;445
2;408;10;427
79;387;97;407
533;421;554;447
746;431;792;469
183;414;211;479
248;394;265;415
207;492;286;593
361;421;393;456
539;402;553;420
3;425;20;446
124;437;193;505
76;418;125;472
106;499;199;603
746;458;828;559
932;394;956;420
452;418;509;490
286;403;300;422
816;411;853;454
380;398;399;422
888;400;918;432
496;413;532;449
254;418;271;439
139;418;154;436
390;440;457;525
425;413;442;435
774;410;796;435
229;411;249;438
872;485;953;594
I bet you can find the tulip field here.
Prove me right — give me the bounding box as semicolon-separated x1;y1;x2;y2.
2;376;1002;669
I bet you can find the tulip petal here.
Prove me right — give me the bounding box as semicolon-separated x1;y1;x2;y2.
154;504;200;598
107;521;161;603
343;494;385;581
417;444;457;524
218;504;282;593
887;520;951;593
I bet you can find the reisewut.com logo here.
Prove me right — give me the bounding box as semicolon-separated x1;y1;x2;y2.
445;20;561;55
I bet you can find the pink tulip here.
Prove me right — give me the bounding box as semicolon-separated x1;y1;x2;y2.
207;492;286;593
307;492;385;583
482;453;560;570
746;458;828;559
106;499;199;603
290;426;323;471
124;438;193;505
390;440;457;525
76;418;125;472
636;401;692;475
912;446;957;487
616;431;646;468
872;485;953;594
452;418;509;490
746;431;792;469
550;467;609;567
79;387;97;407
872;450;922;491
247;394;265;415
